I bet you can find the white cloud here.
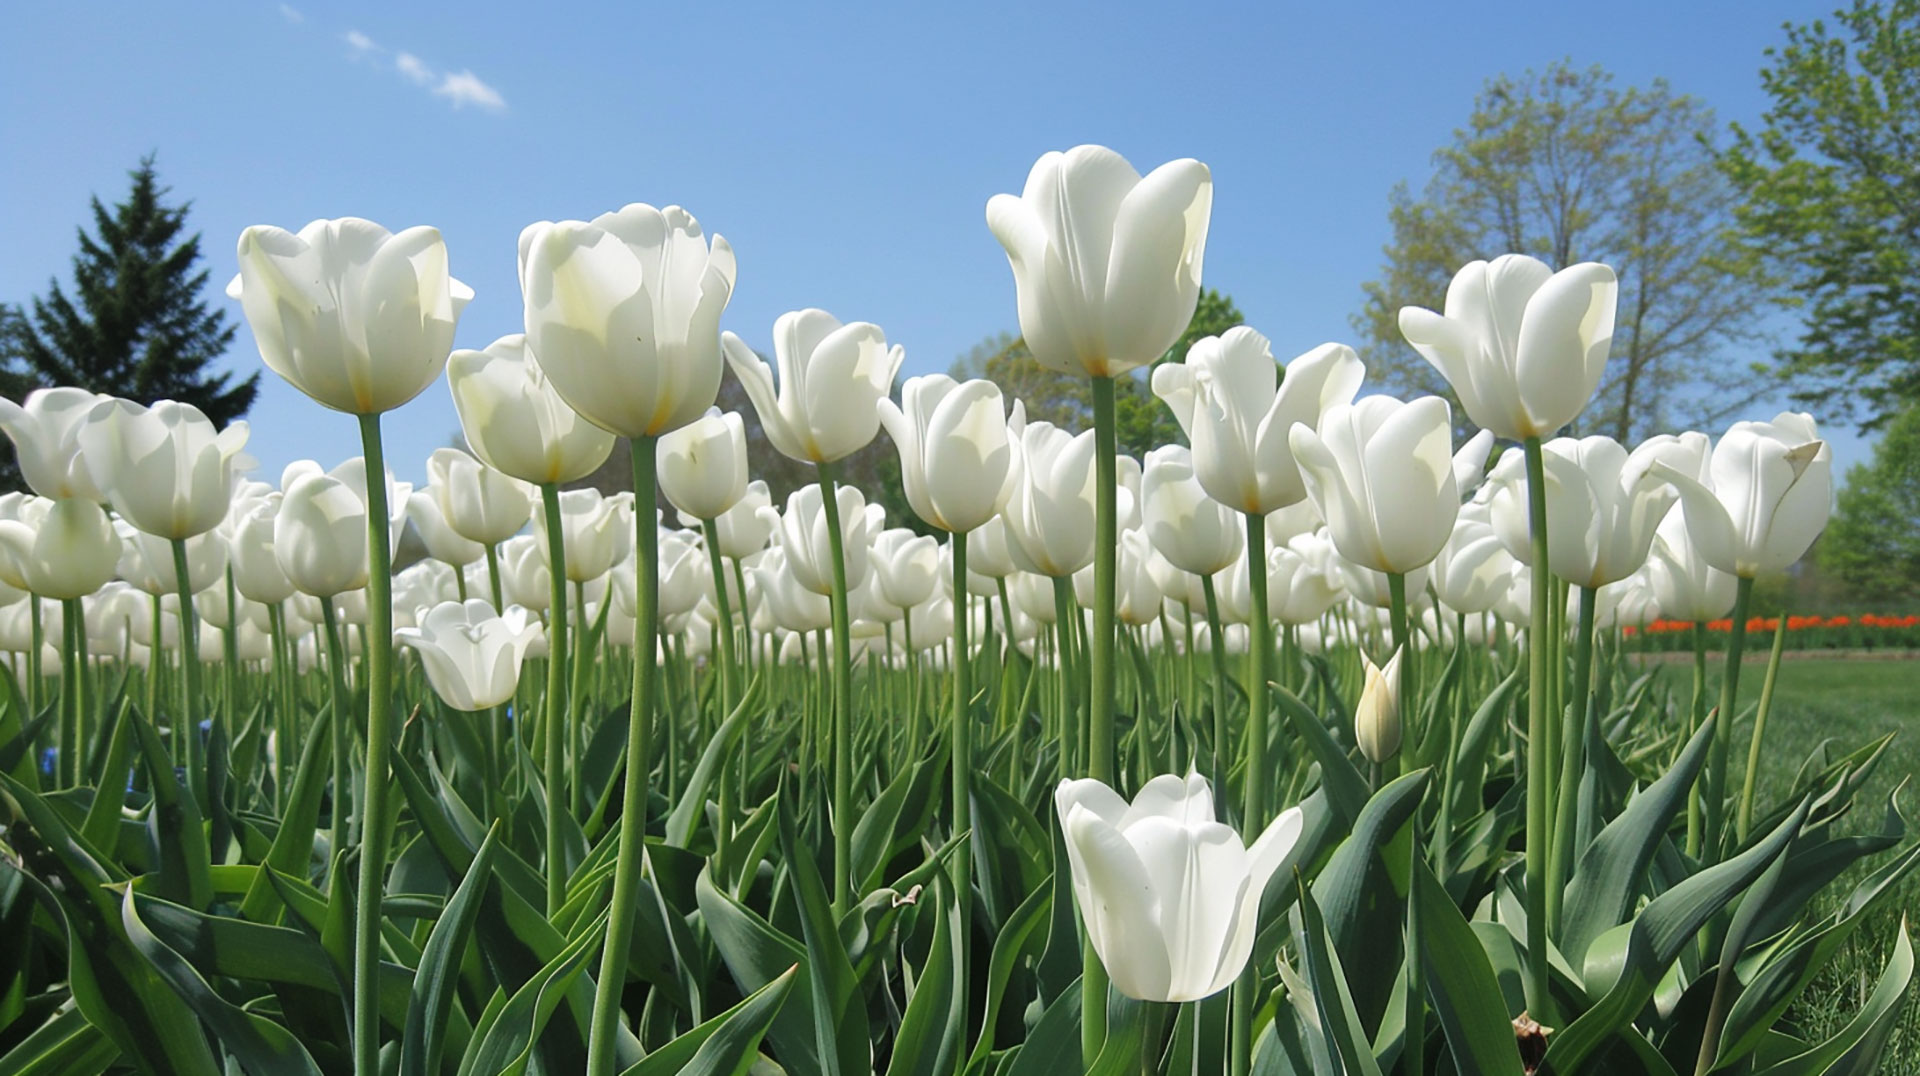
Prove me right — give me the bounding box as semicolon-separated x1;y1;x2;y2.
344;29;379;55
433;70;506;112
395;51;432;85
278;4;304;24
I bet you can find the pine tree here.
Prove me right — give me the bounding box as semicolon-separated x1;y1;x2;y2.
1;154;259;436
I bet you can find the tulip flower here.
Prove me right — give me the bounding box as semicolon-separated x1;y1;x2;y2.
520;204;736;439
647;531;711;621
121;528;228;597
872;529;939;613
657;408;749;522
1152;331;1365;515
1070;529;1163;627
230;217;472;415
0;498;121;600
764;484;873;597
750;548;832;635
703;480;775;562
1354;648;1404;765
1432;519;1517;617
448;333;616;485
1645;530;1736;623
534;489;632;584
986;145;1212;378
426;447;532;548
1397;254;1619;442
78;398;248;541
275;473;371;599
0;387;108;501
406;489;485;569
1055;774;1304;1002
1001;421;1099;578
1289;395;1460;576
1141;445;1243;577
497;535;551;613
1652;412;1832;578
965;517;1019;581
1488;436;1678;590
878;375;1020;534
396;599;541;712
723;309;905;465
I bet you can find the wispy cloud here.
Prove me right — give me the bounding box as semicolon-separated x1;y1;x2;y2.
329;28;504;112
432;69;507;111
395;51;432;85
278;3;304;24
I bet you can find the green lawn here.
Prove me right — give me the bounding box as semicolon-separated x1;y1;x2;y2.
1662;656;1920;1068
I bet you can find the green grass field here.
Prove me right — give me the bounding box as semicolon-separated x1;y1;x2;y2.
1659;655;1920;1069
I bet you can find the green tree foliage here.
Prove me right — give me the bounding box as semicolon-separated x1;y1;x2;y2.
1354;62;1769;443
1;156;259;434
1817;405;1920;599
950;288;1244;459
1719;0;1920;432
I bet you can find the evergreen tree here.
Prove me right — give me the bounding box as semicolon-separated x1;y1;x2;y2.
1;155;259;435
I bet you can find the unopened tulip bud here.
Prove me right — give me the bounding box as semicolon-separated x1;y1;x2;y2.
1355;647;1403;764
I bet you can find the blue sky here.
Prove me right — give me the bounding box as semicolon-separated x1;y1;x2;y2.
1;0;1871;482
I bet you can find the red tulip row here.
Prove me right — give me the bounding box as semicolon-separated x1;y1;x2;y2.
1623;612;1920;650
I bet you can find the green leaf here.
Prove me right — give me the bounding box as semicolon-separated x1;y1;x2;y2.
664;676;759;848
1273;684;1370;827
963;880;1050;1074
1002;979;1082;1076
1750;919;1914;1076
884;873;961;1076
239;701;332;922
402;823;502;1076
0;1003;122;1075
619;964;797;1076
79;702;136;850
1296;878;1387;1076
456;908;607;1076
1560;713;1716;966
1546;798;1808;1073
1309;769;1430;1031
695;865;823;1076
120;884;324;1076
1412;861;1525;1075
130;707;212;911
777;796;871;1076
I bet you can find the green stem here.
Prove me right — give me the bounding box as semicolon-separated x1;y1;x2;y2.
816;461;857;915
538;483;571;916
58;597;78;786
1199;576;1231;813
702;518;739;868
586;436;659;1076
268;602;291;810
170;540;206;809
950;530;974;1053
484;542;507;819
1706;578;1755;858
351;412;395;1076
27;596;41;733
572;578;591;816
1232;510;1272;1076
1521;436;1553;1021
1686;621;1707;858
1547;586;1597;935
1735;602;1786;845
1085;375;1117;1066
320;596;349;874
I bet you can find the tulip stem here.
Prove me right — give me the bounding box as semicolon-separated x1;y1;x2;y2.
320;596;349;874
170;540;206;811
1198;576;1231;815
1232;508;1271;1076
1084;374;1118;1066
267;602;292;810
1735;599;1786;845
702;518;739;869
27;596;41;737
1521;436;1553;1022
1686;621;1707;858
1548;586;1597;935
538;483;571;916
351;412;396;1076
950;530;974;1052
586;435;660;1076
58;597;78;786
1706;578;1754;858
814;460;858;915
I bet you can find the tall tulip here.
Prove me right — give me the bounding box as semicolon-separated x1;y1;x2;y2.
520;204;736;1073
1397;254;1618;443
1002;422;1099;579
722;309;904;466
1289;396;1459;578
276;474;371;600
448;333;615;486
0;387;108;501
79;398;248;542
878;375;1020;535
657;409;749;523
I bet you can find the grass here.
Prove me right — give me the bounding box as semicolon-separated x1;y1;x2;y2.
1657;654;1920;1068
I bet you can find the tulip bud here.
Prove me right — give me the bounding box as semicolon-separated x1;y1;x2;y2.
1141;445;1242;577
1355;648;1404;764
275;474;370;599
657;409;749;522
230;217;472;415
764;484;872;597
723;309;905;464
1002;422;1098;578
1651;412;1832;578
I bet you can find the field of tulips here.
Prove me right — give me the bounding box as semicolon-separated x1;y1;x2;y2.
1;144;1914;1076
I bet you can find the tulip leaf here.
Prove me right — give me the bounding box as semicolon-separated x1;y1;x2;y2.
239;701;332;922
401;822;501;1076
1447;667;1522;810
666;677;759;848
1003;979;1082;1076
120;884;325;1076
851;753;940;895
777;796;871;1076
1559;712;1715;966
695;864;827;1076
0;1000;122;1075
884;874;960;1076
1273;684;1370;827
1748;919;1913;1076
1545;798;1808;1073
130;708;212;911
963;879;1051;1074
1296;877;1387;1076
618;964;797;1076
1309;769;1430;1030
456;908;606;1076
79;701;137;851
1412;860;1525;1074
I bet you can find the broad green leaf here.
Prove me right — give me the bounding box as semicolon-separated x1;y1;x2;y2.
884;874;960;1076
0;1003;122;1075
456;908;606;1076
665;676;759;848
1309;769;1430;1031
239;701;332;922
1750;920;1914;1076
620;964;797;1076
1297;880;1387;1076
964;880;1050;1074
401;823;502;1076
130;708;212;911
1412;861;1525;1075
1273;684;1369;827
